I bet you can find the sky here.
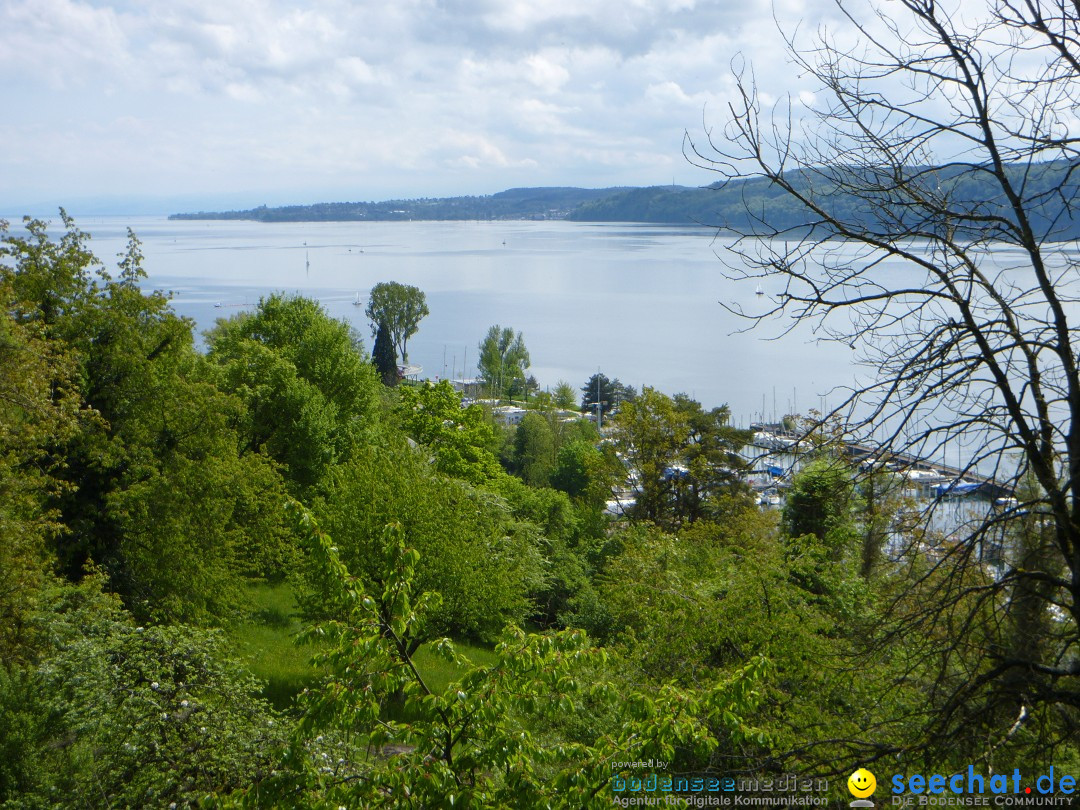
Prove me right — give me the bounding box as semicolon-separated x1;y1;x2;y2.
1;0;845;213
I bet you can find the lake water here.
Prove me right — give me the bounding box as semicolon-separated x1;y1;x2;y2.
9;215;1075;431
17;215;861;423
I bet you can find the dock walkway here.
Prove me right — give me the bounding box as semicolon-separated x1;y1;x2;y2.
746;424;1013;500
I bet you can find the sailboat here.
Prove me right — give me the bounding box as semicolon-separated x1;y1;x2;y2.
755;284;764;296
352;292;363;307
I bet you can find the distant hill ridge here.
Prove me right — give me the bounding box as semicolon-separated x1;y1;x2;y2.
170;163;1080;240
169;187;631;223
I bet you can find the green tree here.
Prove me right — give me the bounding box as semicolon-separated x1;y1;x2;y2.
613;390;750;527
553;379;579;410
0;574;285;808
364;281;428;363
671;394;751;523
2;216;293;622
371;319;398;386
240;507;769;809
581;372;635;421
512;411;556;487
0;210;96;332
105;398;296;620
477;324;530;400
782;457;856;555
551;439;621;508
396;380;502;485
0;272;82;660
614;388;689;524
208;294;380;491
613;388;748;527
509;372;539;402
311;443;540;643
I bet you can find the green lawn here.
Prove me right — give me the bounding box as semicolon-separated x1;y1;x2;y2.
411;638;499;693
231;580;318;711
232;579;500;712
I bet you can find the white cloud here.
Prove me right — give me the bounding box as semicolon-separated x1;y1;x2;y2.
0;0;129;88
0;0;909;206
439;132;525;170
336;57;379;86
524;53;570;93
646;80;700;106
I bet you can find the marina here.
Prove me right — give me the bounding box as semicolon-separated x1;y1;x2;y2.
744;422;1013;502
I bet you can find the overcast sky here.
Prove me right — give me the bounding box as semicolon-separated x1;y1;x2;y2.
1;0;845;212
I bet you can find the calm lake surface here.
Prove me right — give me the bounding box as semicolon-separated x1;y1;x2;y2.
12;215;1074;426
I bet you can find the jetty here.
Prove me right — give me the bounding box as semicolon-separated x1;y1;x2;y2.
744;423;1014;502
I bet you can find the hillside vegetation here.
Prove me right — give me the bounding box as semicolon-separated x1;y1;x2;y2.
0;214;1075;809
170;161;1080;241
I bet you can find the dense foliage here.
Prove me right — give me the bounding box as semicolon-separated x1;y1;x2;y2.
372;318;398;385
364;281;428;364
0;574;285;808
1;208;1076;808
477;324;530;400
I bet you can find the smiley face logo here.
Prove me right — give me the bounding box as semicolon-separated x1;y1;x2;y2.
848;768;877;798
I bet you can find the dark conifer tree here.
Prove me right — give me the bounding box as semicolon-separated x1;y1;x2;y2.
372;320;398;386
581;373;635;420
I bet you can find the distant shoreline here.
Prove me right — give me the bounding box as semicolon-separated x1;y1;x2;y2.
167;164;1080;241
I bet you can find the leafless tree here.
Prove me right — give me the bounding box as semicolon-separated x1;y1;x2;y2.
690;0;1079;768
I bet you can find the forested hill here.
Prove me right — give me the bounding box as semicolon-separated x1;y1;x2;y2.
169;187;628;222
567;161;1080;240
171;161;1080;240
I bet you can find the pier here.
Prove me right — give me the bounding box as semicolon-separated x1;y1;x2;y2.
744;423;1014;502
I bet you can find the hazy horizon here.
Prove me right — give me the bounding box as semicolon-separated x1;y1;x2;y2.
2;183;654;219
1;0;846;216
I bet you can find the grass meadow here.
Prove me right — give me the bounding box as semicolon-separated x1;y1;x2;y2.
232;580;499;712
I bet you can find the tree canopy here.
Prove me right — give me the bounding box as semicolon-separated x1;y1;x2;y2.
694;0;1080;765
364;281;428;363
395;380;503;485
311;443;540;643
581;372;635;421
207;294;380;492
0;216;296;623
613;388;748;527
477;324;530;399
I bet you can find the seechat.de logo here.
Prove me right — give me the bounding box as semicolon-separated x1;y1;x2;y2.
849;768;877;808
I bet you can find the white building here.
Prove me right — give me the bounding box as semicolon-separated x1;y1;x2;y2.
492;405;528;426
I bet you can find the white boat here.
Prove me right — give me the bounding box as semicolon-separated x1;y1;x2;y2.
755;284;764;296
352;292;363;307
